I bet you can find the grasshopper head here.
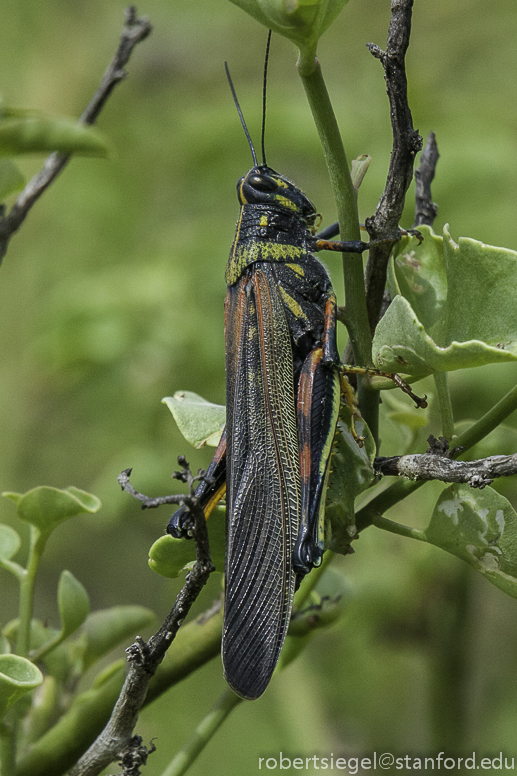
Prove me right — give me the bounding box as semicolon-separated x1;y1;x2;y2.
238;165;318;227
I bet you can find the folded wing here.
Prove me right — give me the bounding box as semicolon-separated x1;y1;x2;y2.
223;263;300;700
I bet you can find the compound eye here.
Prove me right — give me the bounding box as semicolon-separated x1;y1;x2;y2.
247;174;278;192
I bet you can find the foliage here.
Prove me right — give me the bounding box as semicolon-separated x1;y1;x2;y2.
229;0;351;72
0;107;109;200
374;226;517;375
0;486;155;773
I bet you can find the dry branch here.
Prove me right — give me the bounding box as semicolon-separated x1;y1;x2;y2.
68;465;214;776
414;132;439;227
0;6;152;263
363;0;422;333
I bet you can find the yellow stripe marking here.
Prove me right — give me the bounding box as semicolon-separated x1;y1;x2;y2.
279;287;307;320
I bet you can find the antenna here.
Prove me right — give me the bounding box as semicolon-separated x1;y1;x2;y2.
261;30;272;167
224;62;258;168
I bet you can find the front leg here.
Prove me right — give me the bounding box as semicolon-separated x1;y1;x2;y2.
167;430;227;538
311;227;422;256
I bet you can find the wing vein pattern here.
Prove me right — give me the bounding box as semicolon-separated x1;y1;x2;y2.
222;263;300;700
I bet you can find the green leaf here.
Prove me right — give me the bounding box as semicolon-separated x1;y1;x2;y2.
38;639;75;685
2;619;58;652
424;484;517;599
82;606;156;669
149;505;226;578
325;413;375;555
2;486;101;535
382;392;430;435
2;619;78;683
0;158;25;199
149;535;198;579
0;114;110;158
387;225;448;331
373;225;517;377
0;523;21;560
24;676;58;744
379;391;431;457
0;654;43;719
57;570;90;639
229;0;350;72
0;524;24;580
287;591;344;637
163;391;225;448
280;577;347;667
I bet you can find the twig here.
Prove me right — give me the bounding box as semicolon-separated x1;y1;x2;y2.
108;736;156;776
363;0;422;333
68;468;214;776
117;468;182;508
117;458;211;512
413;132;439;227
0;6;152;263
375;450;517;489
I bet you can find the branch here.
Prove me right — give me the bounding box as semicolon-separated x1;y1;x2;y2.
375;432;517;489
363;0;422;333
15;605;223;776
117;458;212;511
0;6;152;263
68;467;214;776
413;131;439;227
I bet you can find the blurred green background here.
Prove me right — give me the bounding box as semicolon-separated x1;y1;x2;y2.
1;0;517;773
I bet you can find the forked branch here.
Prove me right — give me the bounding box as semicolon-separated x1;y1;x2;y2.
68;464;214;776
0;6;152;263
363;0;422;332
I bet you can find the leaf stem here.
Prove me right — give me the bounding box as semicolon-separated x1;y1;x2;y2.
159;689;243;776
428;563;471;753
298;60;381;439
0;722;16;776
0;559;25;582
357;380;517;532
15;528;46;657
454;381;517;454
371;513;427;542
297;61;371;367
433;372;455;439
30;632;64;664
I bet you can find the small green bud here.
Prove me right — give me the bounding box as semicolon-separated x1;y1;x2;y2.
230;0;350;72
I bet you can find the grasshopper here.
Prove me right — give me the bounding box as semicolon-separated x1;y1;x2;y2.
169;56;425;700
